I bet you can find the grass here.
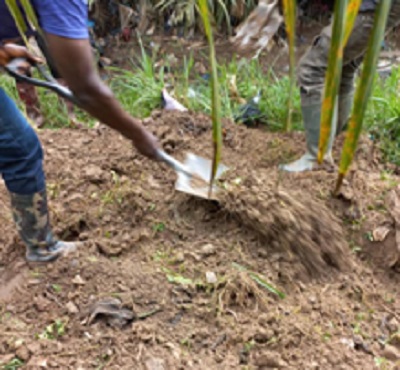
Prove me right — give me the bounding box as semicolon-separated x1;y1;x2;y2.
0;48;398;166
1;358;24;370
36;318;67;340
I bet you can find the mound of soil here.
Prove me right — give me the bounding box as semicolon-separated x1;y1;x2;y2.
1;111;400;369
221;170;352;280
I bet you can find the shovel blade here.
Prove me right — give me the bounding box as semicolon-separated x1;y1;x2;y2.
175;153;228;200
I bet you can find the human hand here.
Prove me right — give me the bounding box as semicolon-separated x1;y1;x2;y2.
0;43;42;72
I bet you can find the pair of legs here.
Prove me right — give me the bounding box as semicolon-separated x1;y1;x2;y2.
281;1;400;172
0;88;77;262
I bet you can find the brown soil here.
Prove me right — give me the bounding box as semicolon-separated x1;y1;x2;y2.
1;111;400;369
102;20;327;77
103;19;400;81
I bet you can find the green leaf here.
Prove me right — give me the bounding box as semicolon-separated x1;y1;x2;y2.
343;0;363;45
248;272;286;299
2;358;24;370
198;0;223;197
5;0;29;46
282;0;297;131
335;0;391;194
5;0;44;51
51;284;62;293
318;0;348;163
232;263;285;299
164;267;195;286
167;274;194;285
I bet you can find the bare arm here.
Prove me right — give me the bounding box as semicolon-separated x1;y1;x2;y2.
43;34;160;159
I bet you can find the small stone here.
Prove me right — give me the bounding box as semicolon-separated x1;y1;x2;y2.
372;225;391;242
257;249;268;258
308;295;317;305
6;304;16;312
387;317;400;334
353;335;363;346
27;356;48;368
66;301;79;314
206;271;217;284
26;342;41;355
255;351;288;368
258;312;278;326
15;345;30;362
27;279;41;286
301;303;312;314
69;259;79;268
174;252;185;264
253;328;274;344
382;345;400;361
200;244;216;257
85;165;104;182
390;332;400;347
72;275;85;286
145;357;165;370
34;296;51;312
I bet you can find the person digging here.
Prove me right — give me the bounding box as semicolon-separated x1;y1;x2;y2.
0;0;160;263
232;0;400;172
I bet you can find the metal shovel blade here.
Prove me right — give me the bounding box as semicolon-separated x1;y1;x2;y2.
175;153;228;200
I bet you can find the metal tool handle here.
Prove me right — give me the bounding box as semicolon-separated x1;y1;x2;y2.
4;58;78;104
157;150;194;178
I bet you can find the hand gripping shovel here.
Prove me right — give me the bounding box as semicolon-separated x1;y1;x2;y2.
4;58;229;200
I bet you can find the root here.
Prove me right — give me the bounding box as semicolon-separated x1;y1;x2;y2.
216;270;271;314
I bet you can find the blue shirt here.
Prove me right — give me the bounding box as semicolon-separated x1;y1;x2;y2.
0;0;88;41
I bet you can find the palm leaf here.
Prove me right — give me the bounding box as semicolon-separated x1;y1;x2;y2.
20;0;41;33
317;0;348;163
5;0;44;52
343;0;363;45
5;0;30;46
335;0;391;194
281;0;297;132
198;0;222;198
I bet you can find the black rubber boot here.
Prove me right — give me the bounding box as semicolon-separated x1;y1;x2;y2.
10;189;78;262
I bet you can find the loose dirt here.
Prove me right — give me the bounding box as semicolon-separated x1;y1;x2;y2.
1;111;400;369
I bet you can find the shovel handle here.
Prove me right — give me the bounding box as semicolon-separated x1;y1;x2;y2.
157;150;194;178
4;58;78;104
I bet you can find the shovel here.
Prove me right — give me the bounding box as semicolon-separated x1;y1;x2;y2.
4;58;229;200
158;151;228;200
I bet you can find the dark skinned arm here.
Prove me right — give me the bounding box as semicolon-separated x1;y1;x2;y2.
43;34;160;160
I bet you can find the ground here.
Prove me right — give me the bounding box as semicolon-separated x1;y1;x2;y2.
1;18;400;370
0;110;399;370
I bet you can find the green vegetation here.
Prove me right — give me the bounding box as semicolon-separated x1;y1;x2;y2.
335;0;391;192
0;41;398;168
1;358;24;370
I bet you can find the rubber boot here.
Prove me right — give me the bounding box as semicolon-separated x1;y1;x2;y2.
280;99;338;172
10;189;78;262
336;93;353;136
